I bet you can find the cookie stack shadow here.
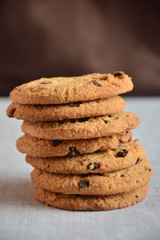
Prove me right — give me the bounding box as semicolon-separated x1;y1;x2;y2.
7;72;152;211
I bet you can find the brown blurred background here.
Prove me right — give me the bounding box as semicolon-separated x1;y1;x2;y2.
0;0;160;96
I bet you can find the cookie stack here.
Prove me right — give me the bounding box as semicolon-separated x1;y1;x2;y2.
7;72;152;211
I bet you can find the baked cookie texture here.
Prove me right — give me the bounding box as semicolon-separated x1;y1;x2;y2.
6;96;126;121
21;111;140;140
6;71;153;211
34;184;149;211
16;130;132;157
9;72;133;105
31;159;152;195
26;141;146;174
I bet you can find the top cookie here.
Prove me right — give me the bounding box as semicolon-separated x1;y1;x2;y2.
9;72;133;104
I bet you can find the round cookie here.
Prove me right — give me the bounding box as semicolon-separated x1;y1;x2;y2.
16;130;132;157
9;72;133;105
22;111;140;140
26;141;146;174
34;185;149;211
31;159;152;195
7;96;126;121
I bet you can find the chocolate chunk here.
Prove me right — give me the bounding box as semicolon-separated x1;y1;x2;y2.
104;120;110;124
41;81;51;84
114;71;124;78
69;102;82;107
93;80;101;86
52;140;63;147
58;120;65;124
78;117;89;123
68;147;80;157
135;158;140;164
116;149;128;157
70;119;77;123
78;180;89;188
87;162;100;171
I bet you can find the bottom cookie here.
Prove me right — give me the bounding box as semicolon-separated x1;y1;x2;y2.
34;184;149;211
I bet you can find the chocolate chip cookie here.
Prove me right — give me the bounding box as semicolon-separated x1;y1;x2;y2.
9;72;133;105
31;159;152;195
34;184;149;211
16;130;132;157
7;96;126;121
26;141;146;174
21;111;140;140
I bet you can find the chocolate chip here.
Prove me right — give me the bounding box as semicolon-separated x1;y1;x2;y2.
52;140;63;147
93;80;101;86
135;195;138;198
108;114;113;118
41;81;51;84
70;119;77;123
135;158;140;164
78;117;89;123
69;102;82;107
114;71;124;78
104;120;110;124
87;162;100;171
58;120;65;124
78;180;89;188
116;149;128;157
68;147;80;157
145;167;152;172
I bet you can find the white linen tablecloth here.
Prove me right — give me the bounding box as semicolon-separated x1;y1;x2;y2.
0;97;160;240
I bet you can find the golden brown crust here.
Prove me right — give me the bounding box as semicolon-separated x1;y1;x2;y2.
31;160;152;195
34;185;149;211
16;130;132;157
26;141;146;174
21;111;140;140
9;72;133;105
6;96;126;121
